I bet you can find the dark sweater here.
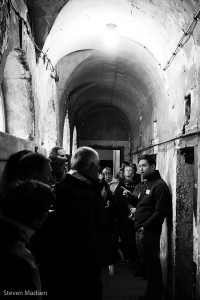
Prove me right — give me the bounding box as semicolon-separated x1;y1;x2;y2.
134;170;171;232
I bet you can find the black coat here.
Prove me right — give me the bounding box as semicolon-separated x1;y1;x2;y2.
0;216;42;299
53;173;113;299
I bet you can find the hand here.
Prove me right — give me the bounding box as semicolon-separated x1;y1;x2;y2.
138;227;145;238
129;207;136;214
105;200;110;208
108;265;114;275
122;187;132;196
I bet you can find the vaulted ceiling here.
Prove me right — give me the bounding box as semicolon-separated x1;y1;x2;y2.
28;0;199;141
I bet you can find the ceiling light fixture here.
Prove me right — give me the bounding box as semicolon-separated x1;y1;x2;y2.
103;23;119;52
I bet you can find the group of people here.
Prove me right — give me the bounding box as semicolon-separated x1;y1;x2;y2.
101;163;141;270
0;146;171;300
97;156;171;300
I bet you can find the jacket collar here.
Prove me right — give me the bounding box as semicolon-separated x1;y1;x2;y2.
145;170;161;181
68;170;91;185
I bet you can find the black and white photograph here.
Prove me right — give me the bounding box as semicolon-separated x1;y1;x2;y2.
0;1;199;299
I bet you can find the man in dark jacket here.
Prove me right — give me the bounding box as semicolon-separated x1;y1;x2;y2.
134;154;171;300
0;180;55;299
54;146;112;300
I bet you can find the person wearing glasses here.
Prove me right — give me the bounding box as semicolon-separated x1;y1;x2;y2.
48;147;71;185
102;167;119;194
49;146;68;158
49;146;71;173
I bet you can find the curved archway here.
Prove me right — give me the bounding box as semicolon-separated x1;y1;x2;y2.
61;41;167;150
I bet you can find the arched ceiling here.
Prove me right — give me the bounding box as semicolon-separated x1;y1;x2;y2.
63;41;164;128
28;0;199;138
28;0;198;65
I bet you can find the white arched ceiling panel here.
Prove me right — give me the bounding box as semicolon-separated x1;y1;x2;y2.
42;0;197;68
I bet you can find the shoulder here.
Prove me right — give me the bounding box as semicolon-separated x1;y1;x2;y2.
158;178;170;189
151;177;171;196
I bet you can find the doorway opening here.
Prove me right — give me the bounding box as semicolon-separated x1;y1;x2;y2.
91;145;124;176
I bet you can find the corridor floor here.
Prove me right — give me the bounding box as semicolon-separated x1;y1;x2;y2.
102;262;147;300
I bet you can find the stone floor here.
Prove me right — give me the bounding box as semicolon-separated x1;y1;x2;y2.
102;262;147;300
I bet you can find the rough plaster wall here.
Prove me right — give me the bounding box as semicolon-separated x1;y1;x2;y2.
135;97;154;150
0;131;46;183
157;23;200;141
43;92;57;152
134;33;200;154
0;0;49;185
175;150;194;300
193;146;198;264
20;8;40;145
0;0;42;146
0;0;32;82
2;49;34;140
35;63;57;145
0;1;9;62
155;144;176;298
197;138;200;298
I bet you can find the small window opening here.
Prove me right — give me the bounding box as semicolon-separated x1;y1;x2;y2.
182;93;191;134
185;93;191;125
180;147;194;164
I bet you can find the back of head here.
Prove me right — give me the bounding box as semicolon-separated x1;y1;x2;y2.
130;163;137;169
49;146;69;158
49;147;63;156
128;163;137;173
49;147;70;170
16;152;51;184
0;180;55;229
0;150;32;191
71;146;99;178
138;154;156;167
49;155;68;165
122;160;129;166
